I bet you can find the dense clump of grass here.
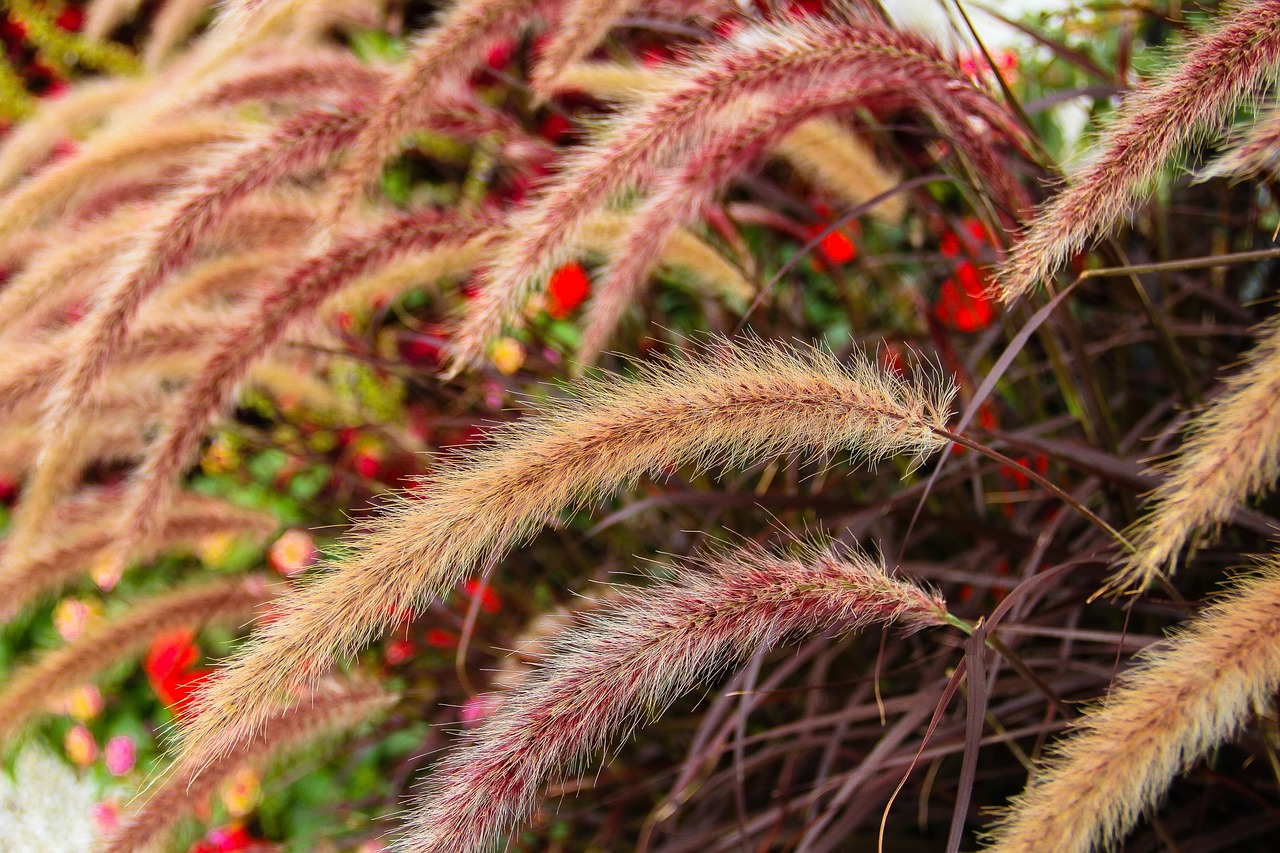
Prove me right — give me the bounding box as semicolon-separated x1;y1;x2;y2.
0;2;1278;851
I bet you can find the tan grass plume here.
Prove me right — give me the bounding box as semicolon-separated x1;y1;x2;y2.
985;551;1280;853
170;338;954;781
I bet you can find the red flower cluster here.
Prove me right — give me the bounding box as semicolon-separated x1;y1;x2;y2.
144;629;212;719
934;218;997;332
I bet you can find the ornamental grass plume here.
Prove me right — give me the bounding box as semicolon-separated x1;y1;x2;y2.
984;552;1280;853
0;76;140;189
997;0;1280;302
1199;103;1280;181
322;0;545;230
400;540;949;852
170;339;954;779
527;0;640;98
0;575;276;745
0;491;278;622
1111;317;1280;592
0;116;245;246
98;677;394;853
552;61;906;222
448;14;1022;370
110;207;505;576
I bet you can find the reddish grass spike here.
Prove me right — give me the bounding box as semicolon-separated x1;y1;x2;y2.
113;207;503;576
529;0;637;98
1200;103;1280;181
998;0;1280;302
0;106;366;578
323;0;545;230
99;678;393;853
580;83;912;363
170;339;954;781
190;52;389;109
985;554;1280;853
0;491;278;622
400;541;947;851
448;15;1023;371
1110;316;1280;593
0;575;274;745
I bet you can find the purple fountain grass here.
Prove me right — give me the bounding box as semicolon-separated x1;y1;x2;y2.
577;80;933;363
1110;317;1280;592
998;0;1280;302
447;14;1023;370
168;338;954;783
528;0;639;98
83;0;146;40
322;0;554;230
985;552;1280;853
0;105;371;576
99;677;394;853
0;305;246;424
0;76;140;190
551;61;906;222
108;206;504;577
0;491;278;622
400;540;948;851
0;575;276;745
1199;104;1280;181
190;51;388;109
0;116;246;246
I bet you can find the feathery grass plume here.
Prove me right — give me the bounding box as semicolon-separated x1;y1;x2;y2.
997;0;1280;302
0;576;275;745
0;77;141;190
111;207;505;572
0;305;247;424
170;338;954;779
145;0;232;70
777;119;905;220
322;0;545;230
401;540;948;851
0;105;370;572
0;393;164;481
449;15;1021;370
154;248;295;310
190;51;388;109
0;198;310;342
1110;317;1280;592
0;492;278;622
528;0;638;98
0;205;152;339
555;61;905;222
578;83;917;364
99;677;393;853
84;0;148;39
0;117;245;245
985;553;1280;853
1199;104;1280;181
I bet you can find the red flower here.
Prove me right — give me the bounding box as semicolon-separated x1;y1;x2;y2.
424;628;458;649
805;222;858;268
189;824;264;853
55;7;83;30
385;638;415;666
145;629;199;684
462;578;502;614
145;629;212;718
538;113;573;143
935;261;995;332
546;262;591;318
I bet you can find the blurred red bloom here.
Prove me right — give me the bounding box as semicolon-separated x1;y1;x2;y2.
546;262;591;318
936;261;995;332
145;629;212;718
462;578;502;614
805;222;858;268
